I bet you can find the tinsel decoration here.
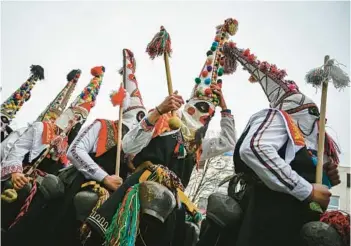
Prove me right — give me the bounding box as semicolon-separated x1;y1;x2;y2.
320;211;350;246
146;26;172;59
305;59;350;89
223;54;238;74
105;184;140;246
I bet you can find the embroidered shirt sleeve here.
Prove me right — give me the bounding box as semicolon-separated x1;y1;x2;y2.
239;109;312;201
122;116;155;155
1;125;35;180
67;121;108;182
200;109;236;161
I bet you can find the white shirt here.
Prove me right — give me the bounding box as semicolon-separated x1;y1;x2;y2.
122;112;236;162
67;121;108;182
238;109;313;201
1;122;48;180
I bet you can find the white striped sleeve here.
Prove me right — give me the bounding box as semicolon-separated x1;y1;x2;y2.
239;109;312;201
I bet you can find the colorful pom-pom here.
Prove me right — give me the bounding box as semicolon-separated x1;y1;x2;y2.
207;66;212;72
201;70;209;78
243;49;250;57
204;88;212;95
217;67;224;76
206;59;212;65
204;78;211;85
219;59;225;66
215;36;220;42
212;42;218;47
206;51;213;56
217;79;222;84
195;78;201;84
211;46;217;52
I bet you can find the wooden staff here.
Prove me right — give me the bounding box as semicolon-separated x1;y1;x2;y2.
315;55;330;184
115;82;124;176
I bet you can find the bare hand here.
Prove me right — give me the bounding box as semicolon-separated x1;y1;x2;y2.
103;175;123;191
309;183;331;210
11;172;29;190
157;91;184;114
324;162;341;187
210;84;227;110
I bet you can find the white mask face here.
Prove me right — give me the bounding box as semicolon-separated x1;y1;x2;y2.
123;108;146;130
181;98;215;148
55;107;88;131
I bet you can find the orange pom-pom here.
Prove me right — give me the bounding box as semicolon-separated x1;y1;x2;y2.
229;41;236;48
110;86;126;106
91;66;105;76
201;70;209;77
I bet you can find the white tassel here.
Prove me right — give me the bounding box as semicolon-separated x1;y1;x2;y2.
329;64;350;89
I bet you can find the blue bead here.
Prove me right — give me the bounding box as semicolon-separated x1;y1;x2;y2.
204;78;211;85
212;42;218;47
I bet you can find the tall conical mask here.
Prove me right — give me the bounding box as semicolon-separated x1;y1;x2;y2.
1;65;44;137
182;18;238;151
36;69;81;122
119;49;146;130
55;66;105;131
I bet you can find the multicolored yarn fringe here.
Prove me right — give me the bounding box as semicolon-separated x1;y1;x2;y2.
305;60;350;89
320;210;350;246
37;69;81;122
146;26;172;59
1;65;44;120
185;210;203;225
105;184;140;246
80;184;110;243
193;18;239;106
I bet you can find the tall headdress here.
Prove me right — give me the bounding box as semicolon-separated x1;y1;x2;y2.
1;65;44;126
222;41;344;165
117;49;146;130
36;69;81;122
55;66;105;131
180;19;239;153
191;18;239;106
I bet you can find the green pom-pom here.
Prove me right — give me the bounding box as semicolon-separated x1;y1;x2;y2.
309;202;323;213
211;46;217;52
195;78;201;84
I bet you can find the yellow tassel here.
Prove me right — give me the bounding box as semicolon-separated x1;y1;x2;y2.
1;189;18;203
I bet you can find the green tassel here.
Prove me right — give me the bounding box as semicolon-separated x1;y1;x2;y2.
179;144;185;157
309;201;323;213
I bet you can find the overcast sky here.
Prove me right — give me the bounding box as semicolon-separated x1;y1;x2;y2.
1;1;350;166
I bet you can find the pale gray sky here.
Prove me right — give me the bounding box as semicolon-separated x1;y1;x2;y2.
1;1;350;166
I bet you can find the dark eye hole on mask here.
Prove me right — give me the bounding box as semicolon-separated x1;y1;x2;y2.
194;102;210;113
1;116;9;124
308;107;320;117
136;111;145;122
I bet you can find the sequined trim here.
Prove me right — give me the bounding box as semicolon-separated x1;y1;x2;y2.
105;120;117;151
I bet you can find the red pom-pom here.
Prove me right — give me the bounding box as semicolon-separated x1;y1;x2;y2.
243;49;250;57
204;88;212;95
259;61;270;72
202;70;209;77
276;69;287;80
270;64;278;74
215;36;220;42
248;54;256;63
229;41;236;48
